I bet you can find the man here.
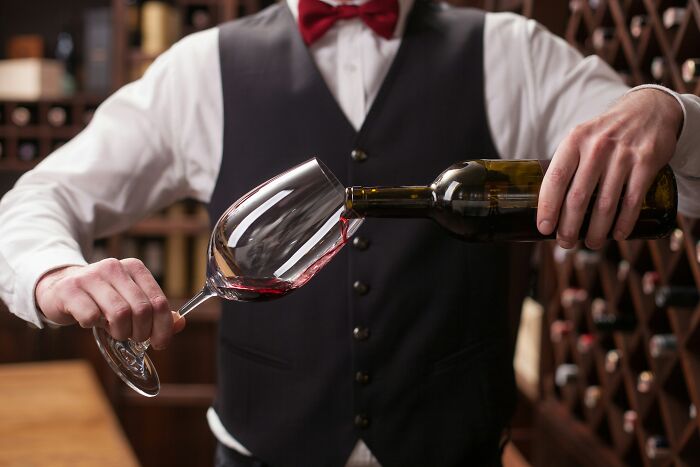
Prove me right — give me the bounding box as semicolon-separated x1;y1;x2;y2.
1;0;699;465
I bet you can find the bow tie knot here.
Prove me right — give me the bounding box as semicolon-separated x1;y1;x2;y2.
298;0;400;45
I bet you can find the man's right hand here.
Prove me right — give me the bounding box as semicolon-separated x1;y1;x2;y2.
35;258;185;349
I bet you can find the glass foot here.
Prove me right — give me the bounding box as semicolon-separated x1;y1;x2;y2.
93;327;160;397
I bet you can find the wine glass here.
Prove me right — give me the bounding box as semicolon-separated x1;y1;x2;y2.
94;158;362;396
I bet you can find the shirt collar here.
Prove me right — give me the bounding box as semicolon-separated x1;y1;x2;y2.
287;0;415;39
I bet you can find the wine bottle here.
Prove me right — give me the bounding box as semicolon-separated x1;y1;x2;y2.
577;334;595;354
645;435;670;460
651;57;668;82
550;319;574;343
555;364;579;387
682;58;700;84
605;349;620;373
188;6;212;30
637;370;654;393
592;299;637;332
649;334;677;358
617;260;630;281
623;410;637;434
592;27;615;51
0;140;4;159
141;239;165;285
47;106;68;127
662;7;685;29
690;403;697;420
655;285;700;308
642;271;660;295
696;240;700;264
11;106;32;127
629;15;648;39
561;287;588;309
584;385;601;408
17;141;38;161
669;227;684;252
343;160;677;242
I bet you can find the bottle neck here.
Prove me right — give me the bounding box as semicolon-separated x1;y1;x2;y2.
344;186;435;219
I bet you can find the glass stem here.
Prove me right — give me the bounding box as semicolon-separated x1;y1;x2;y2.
128;285;216;354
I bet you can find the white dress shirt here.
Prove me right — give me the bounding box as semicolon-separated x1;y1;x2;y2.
1;0;700;465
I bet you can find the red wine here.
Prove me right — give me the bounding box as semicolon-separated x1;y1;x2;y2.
210;216;350;301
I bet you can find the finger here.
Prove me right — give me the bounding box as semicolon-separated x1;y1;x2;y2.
57;287;101;328
173;312;186;335
613;165;658;241
556;137;613;248
82;278;133;341
100;259;154;342
537;133;581;236
122;258;172;349
584;153;632;249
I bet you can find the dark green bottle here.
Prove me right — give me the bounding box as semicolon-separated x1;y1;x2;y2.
344;160;677;242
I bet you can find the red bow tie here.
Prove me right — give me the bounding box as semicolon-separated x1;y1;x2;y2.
298;0;400;45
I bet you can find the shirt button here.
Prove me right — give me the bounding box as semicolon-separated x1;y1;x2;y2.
353;327;370;341
350;149;368;162
351;236;370;250
355;371;371;384
353;280;369;295
354;414;370;429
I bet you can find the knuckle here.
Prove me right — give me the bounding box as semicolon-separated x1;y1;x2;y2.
99;257;122;272
131;301;152;317
151;295;170;313
111;303;132;320
122;257;146;271
566;188;588;210
596;194;616;214
547;167;567;185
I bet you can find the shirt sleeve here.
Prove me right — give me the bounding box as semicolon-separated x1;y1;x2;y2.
483;12;700;217
0;28;223;327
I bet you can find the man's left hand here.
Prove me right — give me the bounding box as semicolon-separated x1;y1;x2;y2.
537;88;683;250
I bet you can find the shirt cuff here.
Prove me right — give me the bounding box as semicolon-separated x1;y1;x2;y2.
13;249;87;328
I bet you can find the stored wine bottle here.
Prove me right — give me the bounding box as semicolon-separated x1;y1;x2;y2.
649;334;677;358
550;319;574;343
651;57;668;82
577;334;595;354
343;160;677;242
642;271;661;295
623;410;637;434
655;285;700;308
645;435;670;460
11;106;32;126
682;58;700;84
555;364;579;387
662;7;685;29
637;370;654;393
47;106;68;127
584;385;601;408
561;287;588;309
617;260;630;281
0;140;3;159
17;141;38;161
592;27;615;51
592;299;637;332
629;15;648;39
690;403;697;420
605;349;621;373
669;227;684;251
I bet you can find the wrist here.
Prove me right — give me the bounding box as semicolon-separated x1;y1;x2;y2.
35;265;80;325
627;85;685;139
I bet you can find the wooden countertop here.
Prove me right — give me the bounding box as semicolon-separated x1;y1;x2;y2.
0;360;140;467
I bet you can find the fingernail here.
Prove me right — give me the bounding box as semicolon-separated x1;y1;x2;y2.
539;220;552;233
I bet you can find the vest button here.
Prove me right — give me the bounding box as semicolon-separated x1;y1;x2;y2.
350;149;368;162
354;414;370;429
355;371;371;384
353;280;369;295
353;327;370;341
351;236;370;251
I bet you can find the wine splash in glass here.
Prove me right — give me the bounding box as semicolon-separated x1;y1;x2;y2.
94;158;362;396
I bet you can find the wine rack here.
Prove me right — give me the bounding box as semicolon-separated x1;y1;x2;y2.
535;1;700;466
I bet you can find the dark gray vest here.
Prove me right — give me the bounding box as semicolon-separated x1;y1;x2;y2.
211;3;515;466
